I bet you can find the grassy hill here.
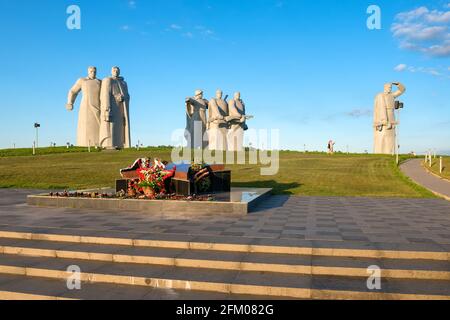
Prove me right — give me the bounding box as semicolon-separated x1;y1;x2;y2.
0;147;435;198
426;156;450;180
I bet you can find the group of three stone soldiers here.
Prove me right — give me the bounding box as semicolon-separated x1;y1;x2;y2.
185;89;249;152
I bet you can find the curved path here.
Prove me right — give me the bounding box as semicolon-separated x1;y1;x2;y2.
400;159;450;201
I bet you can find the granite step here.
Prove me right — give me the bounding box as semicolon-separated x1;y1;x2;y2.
0;274;276;300
0;238;449;281
0;229;449;261
0;254;449;299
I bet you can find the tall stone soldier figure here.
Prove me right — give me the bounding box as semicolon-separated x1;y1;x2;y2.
227;92;250;152
185;90;209;149
373;82;406;154
208;89;229;151
99;67;131;149
66;66;101;147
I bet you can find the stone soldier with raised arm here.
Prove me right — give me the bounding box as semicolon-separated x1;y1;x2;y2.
66;66;101;147
373;82;406;154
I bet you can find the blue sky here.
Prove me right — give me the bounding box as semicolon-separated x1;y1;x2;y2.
0;0;449;154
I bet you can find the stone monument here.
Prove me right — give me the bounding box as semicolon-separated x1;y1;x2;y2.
227;92;251;152
99;67;131;149
373;82;406;154
208;89;229;151
66;66;101;147
185;90;209;149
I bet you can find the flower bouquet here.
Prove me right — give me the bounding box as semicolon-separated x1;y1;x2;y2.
136;159;175;198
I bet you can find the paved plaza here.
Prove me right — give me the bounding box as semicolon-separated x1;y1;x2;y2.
1;189;450;250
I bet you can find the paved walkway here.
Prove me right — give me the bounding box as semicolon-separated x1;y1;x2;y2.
400;159;450;200
0;189;450;251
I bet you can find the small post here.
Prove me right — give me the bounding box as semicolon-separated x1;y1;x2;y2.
88;140;91;153
429;151;432;167
13;143;15;149
137;140;140;151
32;141;36;155
440;156;443;174
396;148;399;165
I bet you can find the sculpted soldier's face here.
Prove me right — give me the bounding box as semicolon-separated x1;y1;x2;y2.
384;84;392;94
234;92;241;100
112;67;120;78
195;90;203;99
216;90;223;99
88;67;97;79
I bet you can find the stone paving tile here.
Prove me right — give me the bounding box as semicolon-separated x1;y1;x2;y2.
1;189;450;250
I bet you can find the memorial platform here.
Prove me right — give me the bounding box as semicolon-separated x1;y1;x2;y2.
26;187;273;217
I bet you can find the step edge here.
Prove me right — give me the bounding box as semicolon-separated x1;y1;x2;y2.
1;246;450;280
0;265;449;300
0;231;448;261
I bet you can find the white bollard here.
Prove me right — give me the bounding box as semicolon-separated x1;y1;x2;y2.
32;142;36;155
88;140;91;153
440;157;443;174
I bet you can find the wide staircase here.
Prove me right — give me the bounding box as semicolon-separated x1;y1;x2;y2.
0;230;449;300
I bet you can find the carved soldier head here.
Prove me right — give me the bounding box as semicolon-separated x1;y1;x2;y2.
216;89;223;100
234;92;241;100
112;66;121;79
384;83;392;94
195;89;203;99
87;66;97;79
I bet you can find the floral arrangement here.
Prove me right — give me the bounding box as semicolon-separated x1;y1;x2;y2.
136;158;175;197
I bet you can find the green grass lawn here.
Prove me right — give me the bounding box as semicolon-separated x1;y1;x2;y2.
0;147;434;198
0;146;98;157
426;156;450;180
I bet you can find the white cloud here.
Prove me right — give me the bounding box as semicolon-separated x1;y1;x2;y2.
170;24;182;30
391;4;450;57
394;64;447;78
346;109;372;118
394;64;408;72
128;1;136;9
167;24;218;40
120;25;131;31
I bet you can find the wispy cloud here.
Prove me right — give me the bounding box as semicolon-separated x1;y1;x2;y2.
167;24;218;40
169;24;182;30
391;4;450;57
394;64;408;72
128;1;136;9
324;109;372;122
120;25;131;31
394;63;449;78
345;109;372;118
